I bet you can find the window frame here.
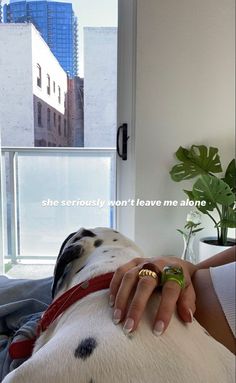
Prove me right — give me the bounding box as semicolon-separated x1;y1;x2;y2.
47;74;51;95
47;108;51;130
37;101;42;127
36;63;42;88
116;0;137;238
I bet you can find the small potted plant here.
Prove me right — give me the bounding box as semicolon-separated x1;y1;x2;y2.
170;145;236;259
177;211;203;263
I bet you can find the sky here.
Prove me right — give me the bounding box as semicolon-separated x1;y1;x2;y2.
2;0;118;76
74;0;117;75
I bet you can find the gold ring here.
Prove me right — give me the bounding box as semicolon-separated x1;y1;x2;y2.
139;269;158;280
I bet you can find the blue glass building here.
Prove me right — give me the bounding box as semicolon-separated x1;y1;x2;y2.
3;0;78;77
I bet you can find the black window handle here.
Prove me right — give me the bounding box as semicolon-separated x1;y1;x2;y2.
116;123;129;161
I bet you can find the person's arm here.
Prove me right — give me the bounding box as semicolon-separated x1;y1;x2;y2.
109;246;236;337
196;246;235;270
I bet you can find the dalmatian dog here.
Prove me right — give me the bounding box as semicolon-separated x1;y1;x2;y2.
3;227;234;383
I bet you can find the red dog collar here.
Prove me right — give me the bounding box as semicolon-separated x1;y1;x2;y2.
9;272;114;359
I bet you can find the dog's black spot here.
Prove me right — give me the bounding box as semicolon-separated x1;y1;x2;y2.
74;337;97;360
113;239;118;242
113;230;119;233
111;255;115;258
71;229;96;244
103;250;109;253
72;237;79;244
81;229;96;238
89;380;95;383
94;239;103;247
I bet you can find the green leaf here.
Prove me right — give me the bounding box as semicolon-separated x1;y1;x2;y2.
170;145;222;182
219;207;236;228
177;229;185;235
184;190;195;200
223;159;236;192
192;227;204;233
192;175;235;214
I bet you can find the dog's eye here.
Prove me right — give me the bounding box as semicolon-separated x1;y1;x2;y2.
113;239;118;242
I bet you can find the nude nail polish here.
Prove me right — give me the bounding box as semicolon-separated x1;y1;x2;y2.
123;318;134;335
153;320;165;336
188;308;194;323
113;309;121;324
109;295;115;307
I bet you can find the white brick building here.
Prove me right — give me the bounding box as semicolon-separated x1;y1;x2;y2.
0;23;69;147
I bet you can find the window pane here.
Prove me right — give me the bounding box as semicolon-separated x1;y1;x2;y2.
16;151;115;258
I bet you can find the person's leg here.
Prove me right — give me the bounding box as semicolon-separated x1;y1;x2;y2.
192;269;235;354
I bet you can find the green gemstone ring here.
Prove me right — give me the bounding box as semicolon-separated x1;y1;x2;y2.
161;265;185;289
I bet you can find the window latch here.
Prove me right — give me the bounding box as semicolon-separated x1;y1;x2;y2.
116;123;129;161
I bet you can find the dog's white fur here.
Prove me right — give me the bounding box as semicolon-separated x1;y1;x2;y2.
3;227;234;383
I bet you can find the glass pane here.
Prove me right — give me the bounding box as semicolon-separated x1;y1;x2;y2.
16;150;115;258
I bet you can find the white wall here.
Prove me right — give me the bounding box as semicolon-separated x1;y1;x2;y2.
0;23;68;147
133;0;235;257
84;27;117;147
0;24;34;146
32;26;68;115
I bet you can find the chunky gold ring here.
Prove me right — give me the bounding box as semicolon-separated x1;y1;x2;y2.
161;265;185;289
139;269;158;280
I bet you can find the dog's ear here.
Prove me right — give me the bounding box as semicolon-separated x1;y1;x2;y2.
52;232;84;298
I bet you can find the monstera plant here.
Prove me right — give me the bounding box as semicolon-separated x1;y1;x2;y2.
170;145;236;246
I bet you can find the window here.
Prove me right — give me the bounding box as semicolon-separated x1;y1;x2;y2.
58;115;61;135
37;102;42;126
64;92;67;108
53;112;56;127
37;64;42;88
64;119;67;137
58;86;61;103
53;81;56;93
47;108;51;129
47;74;51;95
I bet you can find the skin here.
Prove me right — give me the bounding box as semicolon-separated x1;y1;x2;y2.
193;268;235;355
109;246;236;354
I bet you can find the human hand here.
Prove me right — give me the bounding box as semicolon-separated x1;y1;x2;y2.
109;256;197;336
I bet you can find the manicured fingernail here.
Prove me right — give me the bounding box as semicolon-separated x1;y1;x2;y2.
188;308;194;323
123;318;134;335
113;309;121;324
109;295;115;307
153;320;165;336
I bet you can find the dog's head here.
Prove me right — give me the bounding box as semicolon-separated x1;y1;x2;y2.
52;227;143;298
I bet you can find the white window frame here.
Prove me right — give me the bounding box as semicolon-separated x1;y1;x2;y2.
116;0;137;239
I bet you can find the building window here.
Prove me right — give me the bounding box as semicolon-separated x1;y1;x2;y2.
58;115;61;135
37;64;42;88
37;102;42;126
47;108;51;130
47;74;51;95
53;112;56;127
58;86;61;103
53;81;56;93
64;119;67;137
64;92;67;108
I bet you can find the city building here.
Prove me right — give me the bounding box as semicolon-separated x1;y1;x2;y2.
0;0;2;23
67;77;84;147
83;27;117;147
0;23;69;147
3;0;78;77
